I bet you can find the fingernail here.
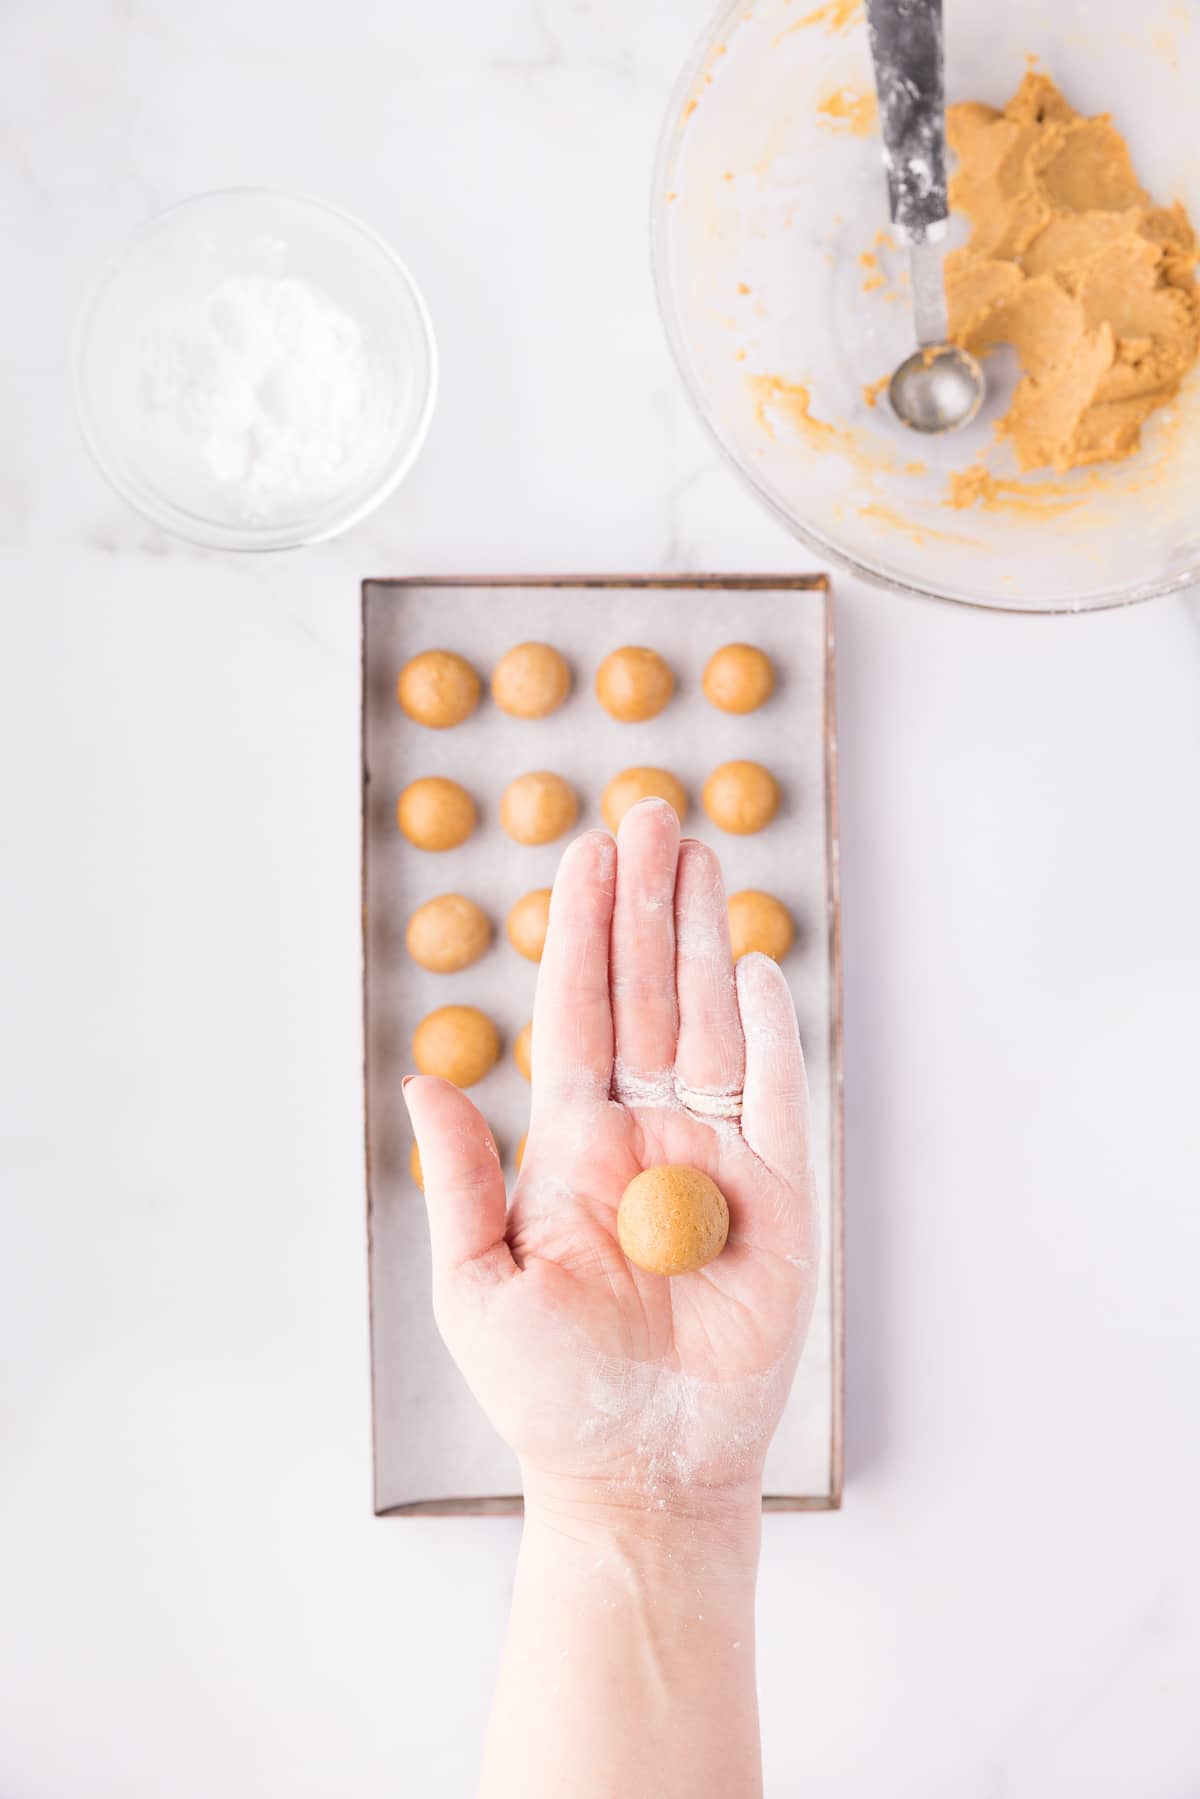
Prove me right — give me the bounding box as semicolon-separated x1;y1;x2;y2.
401;1075;415;1095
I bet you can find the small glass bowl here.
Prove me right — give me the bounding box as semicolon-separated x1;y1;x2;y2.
75;188;437;551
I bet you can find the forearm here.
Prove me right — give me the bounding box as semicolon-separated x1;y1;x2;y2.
481;1478;763;1799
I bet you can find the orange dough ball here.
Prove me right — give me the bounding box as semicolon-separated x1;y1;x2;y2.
507;889;552;962
702;760;780;835
405;894;491;972
410;1142;424;1189
515;1132;528;1172
702;643;775;715
397;777;477;851
514;1020;533;1081
491;642;571;719
411;1005;500;1088
500;771;578;845
595;647;675;722
396;650;481;728
727;890;794;962
600;767;687;833
617;1165;730;1276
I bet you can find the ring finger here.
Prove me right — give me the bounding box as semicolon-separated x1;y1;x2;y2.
674;839;745;1104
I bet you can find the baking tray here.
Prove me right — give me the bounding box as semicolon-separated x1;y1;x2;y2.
362;576;843;1513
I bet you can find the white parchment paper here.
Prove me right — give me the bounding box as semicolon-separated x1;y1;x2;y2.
363;579;840;1509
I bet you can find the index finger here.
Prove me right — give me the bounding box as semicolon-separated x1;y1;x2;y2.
531;829;616;1112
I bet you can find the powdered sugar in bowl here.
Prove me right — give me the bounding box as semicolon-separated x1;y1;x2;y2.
75;189;437;550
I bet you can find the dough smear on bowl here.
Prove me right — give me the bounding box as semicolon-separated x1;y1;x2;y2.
946;70;1200;474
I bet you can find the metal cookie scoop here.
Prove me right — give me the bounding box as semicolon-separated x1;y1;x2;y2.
866;0;984;433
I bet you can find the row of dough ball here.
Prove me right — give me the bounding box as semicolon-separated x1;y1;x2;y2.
405;889;550;971
397;642;775;729
411;885;792;1092
407;886;794;974
409;886;793;1084
397;758;780;850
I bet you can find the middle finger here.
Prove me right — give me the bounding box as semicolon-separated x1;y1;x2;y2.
610;799;680;1102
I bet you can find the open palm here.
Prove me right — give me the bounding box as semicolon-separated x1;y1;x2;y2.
405;800;818;1507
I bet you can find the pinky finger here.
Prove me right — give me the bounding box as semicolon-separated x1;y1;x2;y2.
737;952;812;1191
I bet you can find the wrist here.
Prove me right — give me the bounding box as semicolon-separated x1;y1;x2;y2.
491;1470;763;1799
521;1469;762;1575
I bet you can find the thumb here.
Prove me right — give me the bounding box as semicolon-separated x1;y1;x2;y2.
403;1076;515;1285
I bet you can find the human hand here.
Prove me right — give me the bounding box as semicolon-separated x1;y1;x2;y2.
404;800;818;1519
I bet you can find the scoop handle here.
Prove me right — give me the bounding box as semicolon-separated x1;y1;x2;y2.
865;0;947;244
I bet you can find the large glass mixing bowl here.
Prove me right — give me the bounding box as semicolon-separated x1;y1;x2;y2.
651;0;1200;611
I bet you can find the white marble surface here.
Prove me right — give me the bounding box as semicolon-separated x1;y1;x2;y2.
1;2;1198;1794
